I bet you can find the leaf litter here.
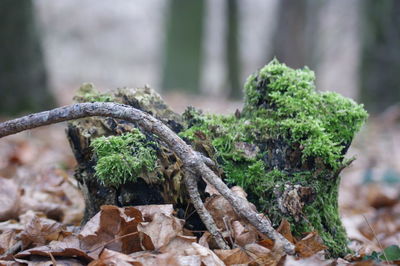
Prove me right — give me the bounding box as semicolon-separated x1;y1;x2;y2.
0;121;399;265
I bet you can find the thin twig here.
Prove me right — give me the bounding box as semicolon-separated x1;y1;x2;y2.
362;214;389;263
0;102;295;255
184;170;230;249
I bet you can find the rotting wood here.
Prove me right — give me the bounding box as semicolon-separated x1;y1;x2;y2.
0;101;296;255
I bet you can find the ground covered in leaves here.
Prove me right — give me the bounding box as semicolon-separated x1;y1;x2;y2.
0;111;399;265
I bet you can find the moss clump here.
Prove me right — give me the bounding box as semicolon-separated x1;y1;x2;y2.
90;130;158;187
243;59;368;168
181;59;368;257
74;83;114;103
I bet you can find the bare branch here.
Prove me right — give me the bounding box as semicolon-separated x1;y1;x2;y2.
0;102;295;255
184;170;229;249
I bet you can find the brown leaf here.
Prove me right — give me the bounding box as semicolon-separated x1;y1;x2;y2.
15;257;86;266
214;248;252;265
277;219;294;244
257;238;275;250
0;231;17;255
89;249;142;266
366;184;398;209
20;214;65;249
79;205;145;257
159;235;197;255
295;232;327;258
130;251;201;266
184;243;225;266
15;235;95;263
0;177;20;221
137;212;184;250
232;220;258;247
134;204;174;222
204;186;255;230
244;243;282;266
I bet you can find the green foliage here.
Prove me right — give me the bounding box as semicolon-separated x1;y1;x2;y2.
90;130;157;186
74;83;114;103
181;59;368;257
243;58;368;168
364;245;400;263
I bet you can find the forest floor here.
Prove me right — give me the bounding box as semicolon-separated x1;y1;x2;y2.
0;97;399;265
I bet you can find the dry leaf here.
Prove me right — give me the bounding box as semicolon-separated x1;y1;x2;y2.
137;212;184;250
89;248;142;266
79;205;145;258
0;177;20;221
232;220;257;247
295;232;327;258
184;243;225;266
214;248;252;265
245;243;281;266
159;235;197;255
0;231;17;255
134;205;174;221
277;219;294;244
15;235;94;263
20;214;65;249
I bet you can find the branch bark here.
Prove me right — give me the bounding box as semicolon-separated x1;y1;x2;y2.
0;102;296;255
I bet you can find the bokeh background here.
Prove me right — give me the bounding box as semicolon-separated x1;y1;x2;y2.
2;0;399;114
0;0;399;253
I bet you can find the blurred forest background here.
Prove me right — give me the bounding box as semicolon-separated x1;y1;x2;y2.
0;1;400;258
1;0;400;179
1;0;399;115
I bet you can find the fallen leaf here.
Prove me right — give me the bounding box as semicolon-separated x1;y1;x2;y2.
277;219;294;244
0;177;20;221
15;235;94;263
89;248;142;266
244;243;281;266
137;212;184;250
184;243;225;266
0;230;17;255
214;248;252;265
295;232;327;258
232;220;257;247
79;205;146;258
159;235;197;255
20;214;65;249
134;204;174;221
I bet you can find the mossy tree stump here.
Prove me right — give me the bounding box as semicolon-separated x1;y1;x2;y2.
66;60;367;257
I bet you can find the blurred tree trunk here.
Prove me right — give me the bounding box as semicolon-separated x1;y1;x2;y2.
272;0;307;68
271;0;320;69
226;0;241;99
162;0;204;93
360;0;400;114
0;0;54;116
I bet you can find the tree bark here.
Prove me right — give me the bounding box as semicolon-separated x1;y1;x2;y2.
162;0;205;93
0;98;296;255
0;0;55;115
360;0;400;113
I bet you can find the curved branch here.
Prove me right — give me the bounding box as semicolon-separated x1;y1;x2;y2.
0;102;295;255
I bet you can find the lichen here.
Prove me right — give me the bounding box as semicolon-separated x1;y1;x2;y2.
181;59;368;257
90;130;158;187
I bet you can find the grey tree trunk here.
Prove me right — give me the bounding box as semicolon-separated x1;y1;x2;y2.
360;0;400;113
162;0;205;93
0;0;55;115
226;0;241;99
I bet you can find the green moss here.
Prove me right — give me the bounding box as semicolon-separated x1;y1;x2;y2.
90;130;157;187
243;59;368;168
181;59;368;257
74;83;114;103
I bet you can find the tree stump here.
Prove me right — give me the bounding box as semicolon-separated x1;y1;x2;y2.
66;84;201;224
66;60;367;257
